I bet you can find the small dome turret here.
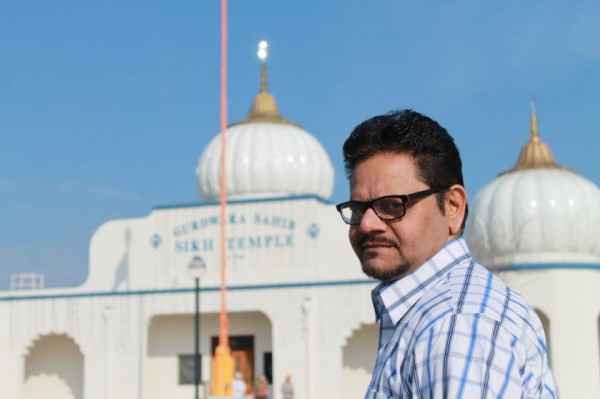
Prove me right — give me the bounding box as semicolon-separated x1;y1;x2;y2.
467;103;600;268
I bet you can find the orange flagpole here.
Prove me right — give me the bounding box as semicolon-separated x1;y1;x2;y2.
219;0;229;351
211;0;234;396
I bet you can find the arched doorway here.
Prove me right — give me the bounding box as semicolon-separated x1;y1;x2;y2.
341;323;378;399
146;311;272;399
23;334;84;399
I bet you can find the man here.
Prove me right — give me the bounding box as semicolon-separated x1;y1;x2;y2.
336;110;558;398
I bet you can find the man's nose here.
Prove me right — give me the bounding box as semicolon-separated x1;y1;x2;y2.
359;207;387;233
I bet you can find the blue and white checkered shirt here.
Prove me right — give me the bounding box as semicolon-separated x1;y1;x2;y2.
367;238;559;398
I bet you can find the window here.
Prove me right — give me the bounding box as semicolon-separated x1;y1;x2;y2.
179;354;201;385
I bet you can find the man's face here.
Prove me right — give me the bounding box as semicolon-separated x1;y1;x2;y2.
349;152;451;282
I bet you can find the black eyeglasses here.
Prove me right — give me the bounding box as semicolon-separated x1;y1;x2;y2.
335;187;447;225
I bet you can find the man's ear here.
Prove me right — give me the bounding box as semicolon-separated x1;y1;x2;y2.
445;185;468;235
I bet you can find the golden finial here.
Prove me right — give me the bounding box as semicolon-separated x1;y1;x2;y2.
228;40;298;127
502;100;564;174
530;99;540;142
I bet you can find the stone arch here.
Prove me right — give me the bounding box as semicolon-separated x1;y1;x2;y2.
23;333;84;399
534;308;552;364
341;323;378;399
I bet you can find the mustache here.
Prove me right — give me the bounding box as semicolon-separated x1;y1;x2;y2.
358;235;397;247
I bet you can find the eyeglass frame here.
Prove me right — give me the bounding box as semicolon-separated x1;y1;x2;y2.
335;187;448;225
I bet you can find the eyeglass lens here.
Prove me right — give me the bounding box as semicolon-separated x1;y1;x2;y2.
341;196;407;224
373;197;406;218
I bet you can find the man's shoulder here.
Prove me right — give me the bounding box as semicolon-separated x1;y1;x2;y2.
418;260;536;332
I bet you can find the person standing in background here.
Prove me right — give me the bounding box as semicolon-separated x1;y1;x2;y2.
254;374;269;399
281;374;294;399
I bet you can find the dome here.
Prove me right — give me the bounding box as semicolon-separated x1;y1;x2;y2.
467;105;600;268
196;60;334;201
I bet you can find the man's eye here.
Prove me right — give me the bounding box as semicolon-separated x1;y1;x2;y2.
378;200;404;213
349;204;365;213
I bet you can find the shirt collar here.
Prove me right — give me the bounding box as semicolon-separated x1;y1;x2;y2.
371;237;471;325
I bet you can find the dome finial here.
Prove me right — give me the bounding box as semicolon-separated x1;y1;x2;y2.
258;41;268;92
502;100;564;174
530;98;540;142
229;41;298;127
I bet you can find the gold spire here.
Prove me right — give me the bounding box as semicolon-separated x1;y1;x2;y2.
230;41;298;127
503;100;565;174
260;63;267;92
530;100;540;142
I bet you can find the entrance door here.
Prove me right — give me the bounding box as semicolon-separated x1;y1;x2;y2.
232;349;253;395
212;336;254;395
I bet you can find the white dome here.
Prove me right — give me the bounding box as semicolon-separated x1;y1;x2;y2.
466;108;600;268
467;169;600;267
196;121;334;200
195;73;334;200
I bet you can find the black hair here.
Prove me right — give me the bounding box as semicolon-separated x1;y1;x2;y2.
343;109;468;230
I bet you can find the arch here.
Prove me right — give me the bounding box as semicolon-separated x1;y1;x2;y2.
23;333;84;399
21;329;86;357
341;323;378;399
534;308;552;364
145;311;272;399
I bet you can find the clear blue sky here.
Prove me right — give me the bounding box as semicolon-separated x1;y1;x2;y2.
1;1;599;289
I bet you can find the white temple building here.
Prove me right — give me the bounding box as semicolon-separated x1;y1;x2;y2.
0;59;598;399
0;58;379;399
